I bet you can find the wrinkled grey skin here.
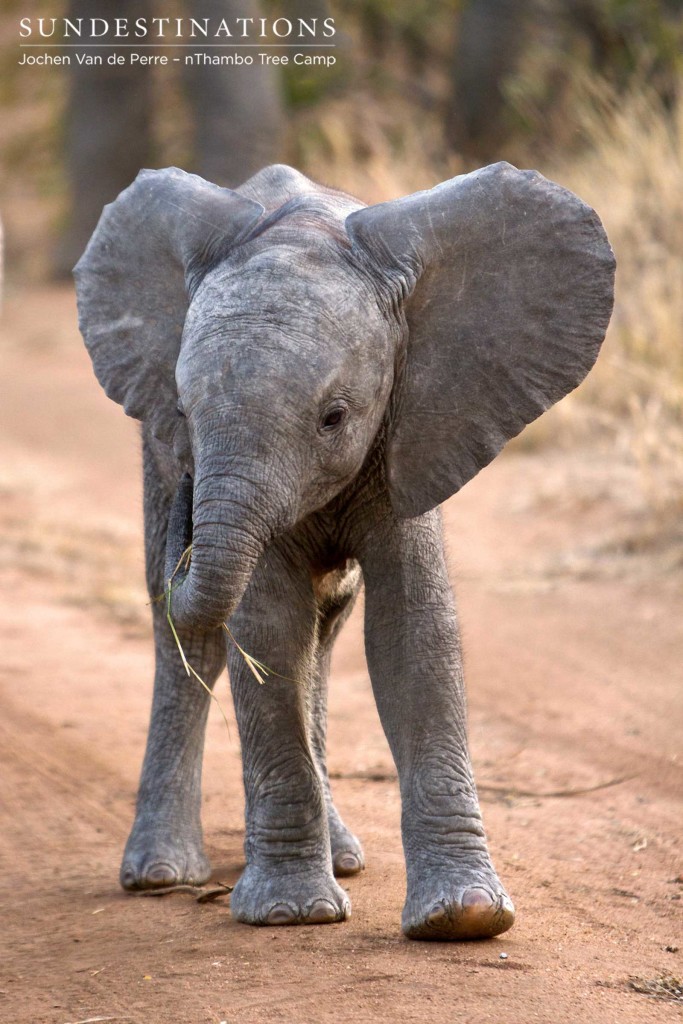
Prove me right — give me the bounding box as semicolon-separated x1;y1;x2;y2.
75;162;614;939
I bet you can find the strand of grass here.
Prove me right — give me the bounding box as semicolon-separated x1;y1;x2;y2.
170;543;193;581
222;623;268;685
150;575;187;605
165;575;232;734
150;544;193;605
222;624;299;685
166;583;191;676
163;543;298;691
167;609;232;734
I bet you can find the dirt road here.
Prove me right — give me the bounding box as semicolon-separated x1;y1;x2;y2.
1;286;681;1024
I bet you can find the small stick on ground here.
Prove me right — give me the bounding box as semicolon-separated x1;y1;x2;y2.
132;882;233;902
328;770;636;798
133;884;206;898
64;1017;132;1024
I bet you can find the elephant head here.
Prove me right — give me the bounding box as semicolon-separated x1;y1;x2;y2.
75;163;614;630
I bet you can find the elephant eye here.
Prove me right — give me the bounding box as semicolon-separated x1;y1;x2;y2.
319;404;348;433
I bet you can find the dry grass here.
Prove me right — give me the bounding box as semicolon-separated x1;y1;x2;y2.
628;973;683;1003
547;84;683;539
292;90;458;205
0;505;149;634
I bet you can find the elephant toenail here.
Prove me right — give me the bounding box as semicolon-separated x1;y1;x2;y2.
307;900;338;923
501;894;515;914
427;903;448;927
146;863;179;886
342;900;351;920
120;867;137;890
335;853;361;876
266;904;297;925
462;887;494;910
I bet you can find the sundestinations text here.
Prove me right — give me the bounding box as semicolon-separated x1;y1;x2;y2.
19;16;336;40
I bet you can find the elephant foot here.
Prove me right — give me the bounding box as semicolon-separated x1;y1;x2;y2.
402;866;515;941
328;808;365;877
231;864;351;926
120;824;211;891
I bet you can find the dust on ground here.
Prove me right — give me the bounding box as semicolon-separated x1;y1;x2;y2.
1;285;681;1024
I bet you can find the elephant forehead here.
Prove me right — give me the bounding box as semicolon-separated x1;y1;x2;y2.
194;244;380;321
177;244;392;410
178;316;386;392
184;259;386;356
177;299;390;414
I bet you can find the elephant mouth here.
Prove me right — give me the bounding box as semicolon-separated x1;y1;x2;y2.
164;472;194;591
161;468;270;631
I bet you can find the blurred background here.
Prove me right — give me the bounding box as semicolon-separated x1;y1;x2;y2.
1;7;682;1018
1;0;682;553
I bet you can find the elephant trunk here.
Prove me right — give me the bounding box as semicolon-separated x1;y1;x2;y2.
164;464;271;632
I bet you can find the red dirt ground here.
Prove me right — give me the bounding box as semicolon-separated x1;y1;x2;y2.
1;286;681;1024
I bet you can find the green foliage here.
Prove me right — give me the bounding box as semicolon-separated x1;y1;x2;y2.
335;0;462;66
575;0;683;93
280;54;350;109
491;0;683;159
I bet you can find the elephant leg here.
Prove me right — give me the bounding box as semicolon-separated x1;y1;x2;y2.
310;565;365;877
120;438;225;890
359;510;515;940
227;544;350;926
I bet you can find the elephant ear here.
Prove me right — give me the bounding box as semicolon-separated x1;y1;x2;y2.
346;162;615;517
74;167;264;445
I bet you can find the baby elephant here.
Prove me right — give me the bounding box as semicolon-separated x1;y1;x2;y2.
75;162;614;939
